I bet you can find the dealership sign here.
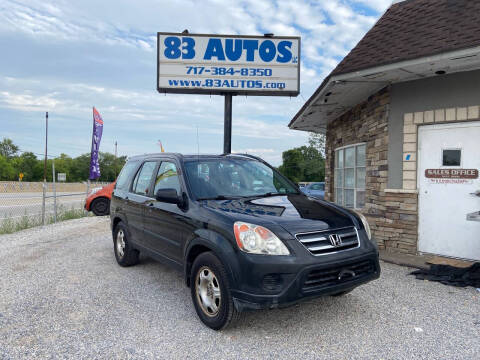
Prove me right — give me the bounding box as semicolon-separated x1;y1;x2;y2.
157;33;300;96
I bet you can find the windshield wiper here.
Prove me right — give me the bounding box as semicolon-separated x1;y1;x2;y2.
196;195;238;201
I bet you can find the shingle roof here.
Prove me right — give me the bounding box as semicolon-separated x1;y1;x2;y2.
331;0;480;76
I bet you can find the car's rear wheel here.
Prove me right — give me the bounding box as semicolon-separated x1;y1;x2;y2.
113;222;139;267
91;197;110;216
190;252;240;330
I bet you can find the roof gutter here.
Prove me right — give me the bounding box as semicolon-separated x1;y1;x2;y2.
289;44;480;129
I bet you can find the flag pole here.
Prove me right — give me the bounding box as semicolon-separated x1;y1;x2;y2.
87;107;95;193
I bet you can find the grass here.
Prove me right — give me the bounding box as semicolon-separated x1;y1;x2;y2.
0;204;92;235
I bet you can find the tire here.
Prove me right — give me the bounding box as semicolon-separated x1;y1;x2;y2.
113;222;139;267
91;197;110;216
190;252;240;330
331;288;354;297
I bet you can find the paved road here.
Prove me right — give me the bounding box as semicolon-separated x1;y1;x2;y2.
0;192;86;219
0;218;479;359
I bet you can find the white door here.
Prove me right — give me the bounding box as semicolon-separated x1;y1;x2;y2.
418;121;480;261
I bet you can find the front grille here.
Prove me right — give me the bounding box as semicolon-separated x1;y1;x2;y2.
295;226;360;256
302;260;375;292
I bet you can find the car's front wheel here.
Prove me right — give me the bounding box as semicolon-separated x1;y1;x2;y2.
190;252;240;330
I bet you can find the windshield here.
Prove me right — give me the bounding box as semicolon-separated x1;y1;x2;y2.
184;158;299;200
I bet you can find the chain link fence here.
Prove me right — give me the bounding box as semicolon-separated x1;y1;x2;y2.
0;176;109;234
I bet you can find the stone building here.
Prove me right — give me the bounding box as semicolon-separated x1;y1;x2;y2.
289;0;480;260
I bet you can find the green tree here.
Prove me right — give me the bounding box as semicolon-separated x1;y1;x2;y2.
308;132;326;158
69;154;91;182
98;152;118;181
52;153;74;182
14;152;40;181
278;145;325;184
0;136;126;182
0;155;16;180
0;138;19;159
278;148;305;183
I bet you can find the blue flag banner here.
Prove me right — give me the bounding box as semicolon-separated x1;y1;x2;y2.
89;107;103;179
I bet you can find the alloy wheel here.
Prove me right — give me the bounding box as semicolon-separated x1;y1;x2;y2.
116;229;126;258
195;266;222;317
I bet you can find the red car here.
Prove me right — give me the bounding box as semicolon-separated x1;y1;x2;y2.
85;182;115;216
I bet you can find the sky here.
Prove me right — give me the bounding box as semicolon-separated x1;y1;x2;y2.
0;0;393;166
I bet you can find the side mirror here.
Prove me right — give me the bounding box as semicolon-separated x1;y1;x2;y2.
155;188;181;204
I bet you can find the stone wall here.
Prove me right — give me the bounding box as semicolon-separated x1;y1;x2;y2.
325;86;418;254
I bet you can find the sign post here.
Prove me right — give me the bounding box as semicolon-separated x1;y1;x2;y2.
157;33;301;154
224;94;232;154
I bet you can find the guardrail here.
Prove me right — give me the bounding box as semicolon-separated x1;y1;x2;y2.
0;181;109;234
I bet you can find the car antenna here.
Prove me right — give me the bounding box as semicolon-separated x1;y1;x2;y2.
196;124;200;162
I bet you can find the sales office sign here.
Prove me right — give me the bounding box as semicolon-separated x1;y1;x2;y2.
425;168;479;184
157;33;300;96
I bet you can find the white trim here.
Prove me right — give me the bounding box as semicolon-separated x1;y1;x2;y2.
291;45;480;129
332;45;480;82
384;188;418;194
334;142;366;151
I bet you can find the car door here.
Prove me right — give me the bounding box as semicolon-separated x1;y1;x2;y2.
126;160;158;247
143;159;191;263
111;160;140;224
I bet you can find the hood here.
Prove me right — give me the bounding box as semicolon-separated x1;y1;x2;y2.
202;194;355;235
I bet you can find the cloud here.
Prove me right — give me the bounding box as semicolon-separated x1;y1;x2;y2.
0;0;386;166
233;148;275;153
351;0;393;13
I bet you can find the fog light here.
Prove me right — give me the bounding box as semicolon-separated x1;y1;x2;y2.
262;274;283;291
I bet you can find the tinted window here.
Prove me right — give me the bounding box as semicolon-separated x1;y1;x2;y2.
154;161;181;195
132;161;157;196
310;183;324;191
443;149;461;166
116;161;139;190
184;158;298;199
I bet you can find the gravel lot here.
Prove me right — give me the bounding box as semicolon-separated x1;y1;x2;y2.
0;217;479;359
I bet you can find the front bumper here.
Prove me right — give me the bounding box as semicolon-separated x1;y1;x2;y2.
230;238;380;311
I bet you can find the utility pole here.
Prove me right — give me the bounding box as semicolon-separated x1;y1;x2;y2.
114;141;118;179
42;112;48;225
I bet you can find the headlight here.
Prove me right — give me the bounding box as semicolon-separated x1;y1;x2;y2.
88;187;102;196
233;221;290;255
355;211;372;240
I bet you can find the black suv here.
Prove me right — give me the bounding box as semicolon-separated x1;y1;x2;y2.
110;153;380;330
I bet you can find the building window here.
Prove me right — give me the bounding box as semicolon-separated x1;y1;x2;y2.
334;144;366;209
442;149;461;166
